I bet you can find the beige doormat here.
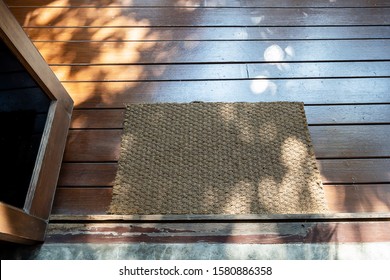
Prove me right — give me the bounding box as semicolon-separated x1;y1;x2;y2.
108;102;328;215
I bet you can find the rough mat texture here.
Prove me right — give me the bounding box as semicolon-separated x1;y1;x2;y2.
109;102;328;215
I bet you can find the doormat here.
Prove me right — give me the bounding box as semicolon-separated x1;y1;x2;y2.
108;102;328;215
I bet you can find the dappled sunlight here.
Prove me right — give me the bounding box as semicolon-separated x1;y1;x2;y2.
258;122;278;143
183;40;201;50
251;16;264;25
174;0;200;11
264;44;295;71
222;182;255;214
264;44;285;62
53;65;146;82
237;122;255;144
92;27;151;41
250;75;277;95
63;81;141;107
281;137;308;167
15;0;196;108
40;0;71;7
218;103;237;123
28;7;84;26
255;136;325;213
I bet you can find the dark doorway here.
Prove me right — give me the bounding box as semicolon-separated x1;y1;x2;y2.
0;40;51;208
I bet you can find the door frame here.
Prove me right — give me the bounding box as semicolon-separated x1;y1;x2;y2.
0;0;73;244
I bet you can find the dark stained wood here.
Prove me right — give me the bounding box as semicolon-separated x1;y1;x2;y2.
52;188;112;215
62;126;390;162
32;40;390;64
325;185;390;213
311;125;390;158
63;129;122;162
70;109;125;128
7;0;390;8
23;26;390;42
7;0;390;247
0;0;73;244
51;184;390;215
11;7;390;27
26;102;72;219
69;105;390;129
57;159;390;187
45;221;390;244
50;61;390;82
49;212;390;222
63;78;390;108
58;163;117;186
0;202;46;244
319;159;390;184
0;4;72;107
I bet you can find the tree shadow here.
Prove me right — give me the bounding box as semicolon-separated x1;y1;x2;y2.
4;0;378;259
109;102;327;215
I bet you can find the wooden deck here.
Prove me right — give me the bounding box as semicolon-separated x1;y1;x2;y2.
6;0;390;244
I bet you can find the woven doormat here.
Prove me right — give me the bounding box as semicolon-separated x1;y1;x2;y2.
108;102;328;215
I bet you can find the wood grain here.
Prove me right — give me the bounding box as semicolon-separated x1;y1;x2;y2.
31;40;390;64
57;159;390;187
22;26;390;42
11;7;390;27
7;0;390;8
63;78;390;108
62;126;390;162
0;0;73;244
51;184;390;215
0;202;46;244
7;0;390;246
69;105;390;129
45;220;390;244
49;61;390;82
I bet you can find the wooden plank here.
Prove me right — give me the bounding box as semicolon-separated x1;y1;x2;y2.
23;26;390;41
53;64;248;82
325;185;390;213
0;202;46;244
58;163;117;186
45;221;390;244
63;78;390;108
62;125;390;161
70;109;125;128
57;159;390;187
63;129;122;162
32;40;390;64
7;0;390;8
26;102;72;219
49;212;390;222
52;188;112;215
51;184;390;215
0;0;73;243
51;61;390;82
69;105;390;129
311;125;390;158
305;105;390;125
319;159;390;184
0;3;72;109
11;7;390;27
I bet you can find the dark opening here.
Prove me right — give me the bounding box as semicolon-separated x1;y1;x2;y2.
0;39;51;208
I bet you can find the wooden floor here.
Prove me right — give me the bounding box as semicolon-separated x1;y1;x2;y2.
6;0;390;244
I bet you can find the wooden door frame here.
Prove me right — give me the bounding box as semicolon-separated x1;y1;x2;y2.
0;0;73;244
